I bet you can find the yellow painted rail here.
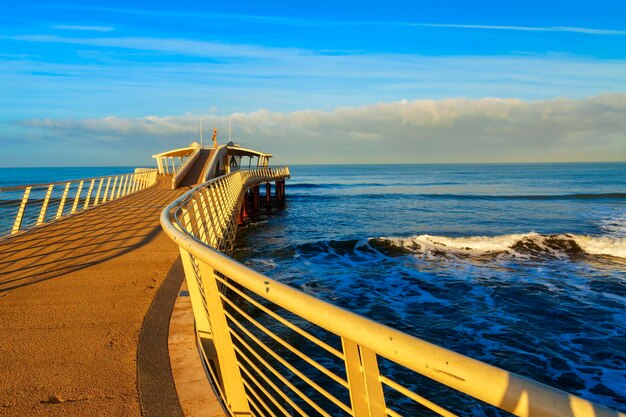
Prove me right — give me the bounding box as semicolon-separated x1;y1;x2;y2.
0;168;157;239
161;167;624;417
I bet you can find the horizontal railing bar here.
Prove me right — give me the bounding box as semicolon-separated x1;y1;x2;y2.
380;375;458;417
220;290;350;390
386;408;403;417
242;379;278;417
215;273;345;360
232;339;312;417
240;362;291;417
245;394;265;417
227;311;349;416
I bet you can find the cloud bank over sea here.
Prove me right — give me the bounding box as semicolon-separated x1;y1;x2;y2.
4;94;626;166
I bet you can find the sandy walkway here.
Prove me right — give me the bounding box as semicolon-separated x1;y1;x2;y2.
0;177;183;416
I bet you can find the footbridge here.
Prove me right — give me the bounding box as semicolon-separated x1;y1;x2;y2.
0;144;623;417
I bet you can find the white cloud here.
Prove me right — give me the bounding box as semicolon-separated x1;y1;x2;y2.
2;38;626;122
6;34;304;60
51;25;115;32
10;94;626;165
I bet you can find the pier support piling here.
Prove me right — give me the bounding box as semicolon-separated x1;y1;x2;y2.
275;179;285;207
238;190;250;225
253;185;260;211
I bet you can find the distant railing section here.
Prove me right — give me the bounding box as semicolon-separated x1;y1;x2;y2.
0;168;158;238
172;146;203;189
161;168;623;417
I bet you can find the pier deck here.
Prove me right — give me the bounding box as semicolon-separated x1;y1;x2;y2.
0;176;185;416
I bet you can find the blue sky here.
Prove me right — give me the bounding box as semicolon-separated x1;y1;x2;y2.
1;1;625;166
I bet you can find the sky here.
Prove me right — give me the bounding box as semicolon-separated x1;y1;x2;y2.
1;0;625;166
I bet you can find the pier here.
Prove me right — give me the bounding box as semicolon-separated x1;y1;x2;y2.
0;175;183;415
0;144;623;417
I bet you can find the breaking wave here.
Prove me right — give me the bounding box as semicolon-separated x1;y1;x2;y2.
372;233;626;259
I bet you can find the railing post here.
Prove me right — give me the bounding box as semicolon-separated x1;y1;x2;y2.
342;338;387;417
56;182;71;219
135;172;142;192
117;176;124;198
11;187;32;234
36;184;54;226
122;175;131;196
117;175;126;198
122;175;129;196
178;248;212;334
118;175;128;197
197;260;252;416
102;177;112;202
83;179;95;209
129;174;137;194
110;176;119;200
134;173;142;192
94;178;105;206
70;180;84;214
132;172;139;191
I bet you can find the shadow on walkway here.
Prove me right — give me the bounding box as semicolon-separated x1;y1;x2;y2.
0;176;185;417
0;179;180;294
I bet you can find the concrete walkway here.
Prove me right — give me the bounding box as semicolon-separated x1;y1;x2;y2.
0;177;184;416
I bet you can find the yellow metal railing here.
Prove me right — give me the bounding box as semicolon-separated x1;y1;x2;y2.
161;167;624;417
172;146;203;189
0;168;158;238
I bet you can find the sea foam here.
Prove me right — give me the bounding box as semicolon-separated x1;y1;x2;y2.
377;233;626;259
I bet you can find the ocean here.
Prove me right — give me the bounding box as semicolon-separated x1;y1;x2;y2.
1;163;624;413
233;163;626;413
0;167;139;187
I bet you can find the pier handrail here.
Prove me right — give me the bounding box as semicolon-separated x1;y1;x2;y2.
0;168;158;239
161;167;624;417
172;146;203;189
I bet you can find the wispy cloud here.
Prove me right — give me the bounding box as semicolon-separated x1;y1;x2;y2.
38;5;626;36
51;25;115;32
5;34;302;59
419;23;626;36
9;94;626;165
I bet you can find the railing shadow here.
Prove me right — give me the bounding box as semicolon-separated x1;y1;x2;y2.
0;178;181;294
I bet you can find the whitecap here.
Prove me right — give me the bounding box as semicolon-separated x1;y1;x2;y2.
376;233;626;259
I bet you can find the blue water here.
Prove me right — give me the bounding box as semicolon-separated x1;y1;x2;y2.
0;167;139;187
234;163;626;414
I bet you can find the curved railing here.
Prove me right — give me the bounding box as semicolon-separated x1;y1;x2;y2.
161;167;624;417
0;168;158;239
